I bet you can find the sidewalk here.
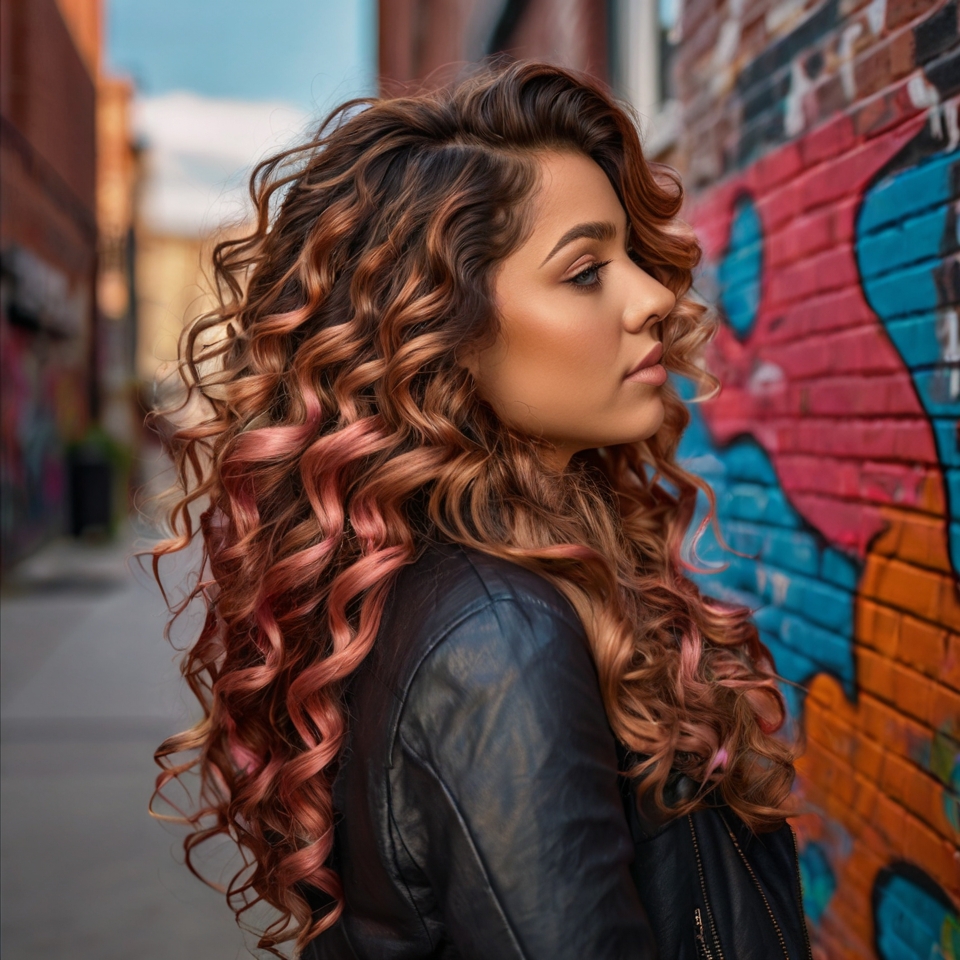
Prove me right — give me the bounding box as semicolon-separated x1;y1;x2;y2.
1;517;250;959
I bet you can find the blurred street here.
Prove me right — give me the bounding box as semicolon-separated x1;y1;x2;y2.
0;448;248;960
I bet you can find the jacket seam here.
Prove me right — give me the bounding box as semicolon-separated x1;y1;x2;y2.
397;730;531;960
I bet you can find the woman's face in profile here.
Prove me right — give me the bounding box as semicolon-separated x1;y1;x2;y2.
475;151;677;468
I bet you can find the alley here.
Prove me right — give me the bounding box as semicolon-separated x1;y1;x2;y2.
1;492;251;959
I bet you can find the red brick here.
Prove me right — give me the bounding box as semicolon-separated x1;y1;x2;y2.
827;325;905;375
830;196;860;244
858;463;934;509
886;0;936;29
892;419;942;463
816;73;849;119
890;26;918;79
756;180;803;231
791;492;885;553
753;141;804;191
775;286;876;340
774;454;856;497
801;113;857;168
799;134;919;211
854;39;895;101
810;243;860;293
801;373;921;416
792;211;836;260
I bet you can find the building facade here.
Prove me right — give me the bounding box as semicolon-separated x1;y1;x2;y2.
378;0;609;89
0;0;98;566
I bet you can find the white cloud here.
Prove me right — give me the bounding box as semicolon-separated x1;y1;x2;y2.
134;92;312;236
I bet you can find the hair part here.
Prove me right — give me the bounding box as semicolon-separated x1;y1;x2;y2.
150;59;795;955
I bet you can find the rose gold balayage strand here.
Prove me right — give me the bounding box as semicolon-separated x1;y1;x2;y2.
148;61;796;956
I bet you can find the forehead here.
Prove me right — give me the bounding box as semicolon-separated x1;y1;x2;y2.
528;151;625;236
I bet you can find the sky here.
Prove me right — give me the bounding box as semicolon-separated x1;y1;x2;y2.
107;0;377;234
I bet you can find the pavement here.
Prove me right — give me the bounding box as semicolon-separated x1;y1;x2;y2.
1;471;253;958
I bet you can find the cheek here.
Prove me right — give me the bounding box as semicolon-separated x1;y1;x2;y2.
497;299;618;385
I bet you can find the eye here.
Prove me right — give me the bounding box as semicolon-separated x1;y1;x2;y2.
568;259;612;289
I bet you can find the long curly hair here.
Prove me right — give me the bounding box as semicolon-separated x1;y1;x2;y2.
151;60;795;955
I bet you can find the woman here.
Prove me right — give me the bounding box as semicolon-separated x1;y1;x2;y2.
153;61;811;959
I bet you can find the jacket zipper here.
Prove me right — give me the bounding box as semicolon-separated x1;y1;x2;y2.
718;813;791;960
790;827;815;960
687;815;726;960
694;907;715;960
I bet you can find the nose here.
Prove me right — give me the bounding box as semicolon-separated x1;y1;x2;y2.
623;269;676;335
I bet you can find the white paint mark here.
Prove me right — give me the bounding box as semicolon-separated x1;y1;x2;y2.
839;23;863;102
769;570;791;607
906;73;948;141
712;18;742;72
944;96;960;151
785;59;813;136
748;360;787;396
938;308;960;401
865;0;887;34
766;0;805;35
907;72;940;109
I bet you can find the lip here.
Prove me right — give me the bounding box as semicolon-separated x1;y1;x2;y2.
625;343;665;383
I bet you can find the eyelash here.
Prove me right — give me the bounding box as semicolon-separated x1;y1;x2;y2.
568;260;612;290
567;249;646;291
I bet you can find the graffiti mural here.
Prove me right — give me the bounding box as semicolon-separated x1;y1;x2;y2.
672;0;960;954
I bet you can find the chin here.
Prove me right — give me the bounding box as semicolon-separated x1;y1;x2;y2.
627;398;666;443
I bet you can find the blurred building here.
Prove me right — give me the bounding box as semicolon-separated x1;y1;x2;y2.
0;0;139;568
96;73;141;450
378;0;610;89
0;0;98;567
130;93;308;407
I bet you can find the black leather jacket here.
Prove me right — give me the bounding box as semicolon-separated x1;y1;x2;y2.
305;543;811;959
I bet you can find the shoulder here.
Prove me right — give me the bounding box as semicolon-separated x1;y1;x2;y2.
380;542;588;692
378;543;605;761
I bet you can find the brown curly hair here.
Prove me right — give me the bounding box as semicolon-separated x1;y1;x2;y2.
150;60;795;956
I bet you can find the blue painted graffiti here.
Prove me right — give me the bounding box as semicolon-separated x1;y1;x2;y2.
873;864;960;960
855;147;960;575
678;385;859;720
717;195;764;339
798;841;837;925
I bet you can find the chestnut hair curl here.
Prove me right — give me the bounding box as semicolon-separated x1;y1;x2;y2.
151;60;795;955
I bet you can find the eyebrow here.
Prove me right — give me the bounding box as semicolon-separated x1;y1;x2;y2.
538;219;621;268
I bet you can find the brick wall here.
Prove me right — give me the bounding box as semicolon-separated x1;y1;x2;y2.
670;0;959;955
